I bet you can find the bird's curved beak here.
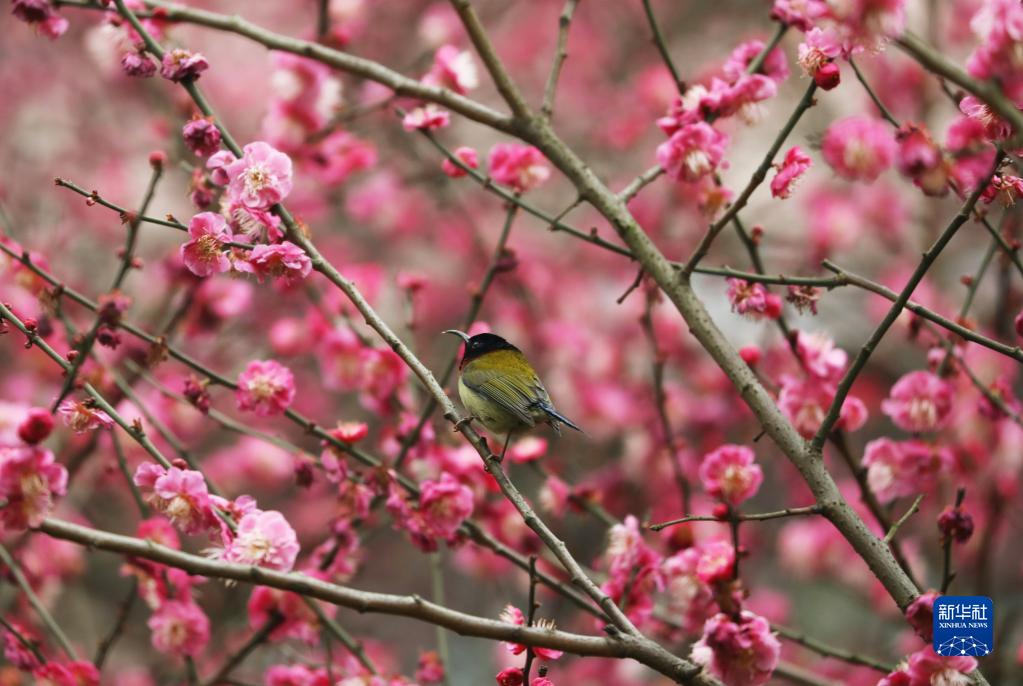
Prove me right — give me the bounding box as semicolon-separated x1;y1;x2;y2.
442;329;471;344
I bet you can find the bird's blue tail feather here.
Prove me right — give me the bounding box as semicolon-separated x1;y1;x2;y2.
540;403;583;434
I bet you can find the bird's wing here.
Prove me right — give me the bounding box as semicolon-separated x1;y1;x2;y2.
461;365;541;428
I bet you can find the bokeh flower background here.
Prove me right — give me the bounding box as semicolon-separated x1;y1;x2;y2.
2;1;1022;685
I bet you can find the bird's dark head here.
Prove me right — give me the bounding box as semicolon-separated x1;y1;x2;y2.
443;330;520;365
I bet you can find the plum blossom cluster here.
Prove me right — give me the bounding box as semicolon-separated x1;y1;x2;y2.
653;38;788;212
4;0;1023;684
10;0;68;39
133;463;299;572
877;647;977;686
778;332;868;439
179;141;314;285
386;472;475;552
0;405;66;532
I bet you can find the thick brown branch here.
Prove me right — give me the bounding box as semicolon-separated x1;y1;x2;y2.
36;518;724;686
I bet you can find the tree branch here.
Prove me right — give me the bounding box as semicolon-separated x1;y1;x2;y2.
35;518;724;686
811;151;1005;453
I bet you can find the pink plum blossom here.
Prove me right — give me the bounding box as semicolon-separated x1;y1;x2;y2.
601;515;664;624
180;212;232;277
182;117;222;157
236;359;296;416
402;104;451;131
723;39;789;84
417;472;474;542
441;146;479;178
58;399;114;434
265;664;329;686
17;407;54;444
488;143;551;192
695;540;736;585
656;122;728;183
662;547;718;633
2;620;41;670
32;661;100;686
879;646;976;686
121;51;157;78
821;116;897;182
0;445;68;531
862;437;953;503
691;611;781;686
794;331;847;382
496;668;524;686
224;142;294;210
881;370;954;433
905;591;938;642
499;605;563;660
243;242;313;285
699;444;763;506
11;0;67;39
423;45;479;94
160;49;209;82
771;146;812;199
148;600;210;657
248;584;330;645
133;464;217;535
797;28;843;90
895;124;949;196
223;509;300;571
727;278;782;320
306;131;377;186
778;375;868;438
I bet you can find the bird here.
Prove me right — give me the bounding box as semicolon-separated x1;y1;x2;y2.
443;329;582;461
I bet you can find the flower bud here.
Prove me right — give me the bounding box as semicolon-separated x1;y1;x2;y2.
813;61;841;90
938;506;974;544
739;345;761;367
17;408;54;445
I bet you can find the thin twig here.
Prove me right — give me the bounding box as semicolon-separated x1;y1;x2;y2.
649;505;821;532
0;614;47;666
641;0;685;93
0;543;79;660
202;615;285;686
820;259;1023;365
640;288;690;511
849;56;899;127
93;579;137;669
811;151;1005;452
53;162;163;410
773;624;893;673
884;494;924;544
540;0;580;119
393;201;519;470
683;82;818;275
522;556;539;683
831;432;919;590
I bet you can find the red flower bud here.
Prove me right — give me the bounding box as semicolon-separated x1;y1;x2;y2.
149;150;168;168
17;408;54;445
937;506;974;544
495;668;524;686
739;345;761;367
813;62;841;90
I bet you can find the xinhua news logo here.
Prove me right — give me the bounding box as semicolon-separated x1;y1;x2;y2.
933;596;994;657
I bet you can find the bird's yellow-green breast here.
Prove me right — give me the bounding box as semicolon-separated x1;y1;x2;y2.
458;348;549;435
444;329;582;438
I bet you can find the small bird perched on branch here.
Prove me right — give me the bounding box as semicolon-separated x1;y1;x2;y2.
443;330;581;460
